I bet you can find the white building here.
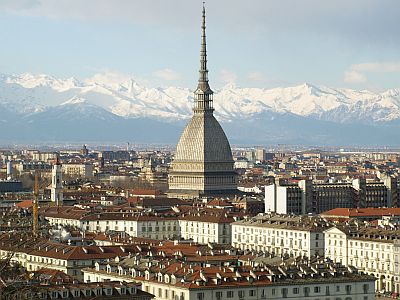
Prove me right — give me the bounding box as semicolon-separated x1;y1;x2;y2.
325;225;400;293
232;214;329;257
177;208;234;244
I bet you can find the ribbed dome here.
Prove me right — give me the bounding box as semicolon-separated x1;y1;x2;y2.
174;113;233;163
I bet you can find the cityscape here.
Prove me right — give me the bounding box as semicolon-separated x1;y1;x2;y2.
1;1;400;300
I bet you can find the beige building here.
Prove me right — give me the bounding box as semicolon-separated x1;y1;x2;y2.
62;163;94;178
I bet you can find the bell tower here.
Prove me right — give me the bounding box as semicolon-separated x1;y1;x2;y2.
51;155;63;205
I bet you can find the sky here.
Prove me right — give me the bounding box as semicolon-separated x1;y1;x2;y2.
0;0;399;91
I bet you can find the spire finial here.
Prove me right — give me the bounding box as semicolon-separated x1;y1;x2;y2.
194;2;214;113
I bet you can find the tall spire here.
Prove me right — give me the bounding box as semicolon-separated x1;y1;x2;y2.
194;2;214;113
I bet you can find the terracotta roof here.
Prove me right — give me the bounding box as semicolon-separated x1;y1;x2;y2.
321;207;400;218
16;200;33;209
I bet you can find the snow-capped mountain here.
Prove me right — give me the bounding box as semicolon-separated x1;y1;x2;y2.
1;72;400;145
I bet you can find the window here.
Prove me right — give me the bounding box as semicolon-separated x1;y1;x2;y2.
272;289;276;296
326;286;330;296
314;286;321;293
227;291;234;298
363;284;369;294
281;288;288;298
197;292;204;300
249;289;255;297
345;285;352;295
216;291;222;300
304;287;310;297
293;287;299;294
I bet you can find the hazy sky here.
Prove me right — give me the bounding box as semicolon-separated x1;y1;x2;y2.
0;0;399;90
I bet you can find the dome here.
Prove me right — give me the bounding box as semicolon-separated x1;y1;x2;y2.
174;113;233;163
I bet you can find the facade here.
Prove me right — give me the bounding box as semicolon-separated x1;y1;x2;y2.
232;214;328;257
0;233;144;281
62;163;94;178
266;178;395;215
265;183;304;214
31;151;58;162
255;148;266;162
42;206;236;244
167;6;237;199
98;150;130;161
0;181;24;193
325;225;400;293
15;161;52;173
44;209;179;241
0;281;154;300
178;207;234;244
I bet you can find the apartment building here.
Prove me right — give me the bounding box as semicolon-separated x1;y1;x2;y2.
62;163;94;178
178;207;235;244
42;206;238;244
232;214;329;257
0;233;146;281
266;177;397;215
325;225;400;293
83;258;375;300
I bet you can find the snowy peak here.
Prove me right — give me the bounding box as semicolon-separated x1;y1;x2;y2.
6;73;81;91
1;72;400;125
61;96;87;106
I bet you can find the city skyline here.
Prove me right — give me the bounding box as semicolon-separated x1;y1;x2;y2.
0;0;399;91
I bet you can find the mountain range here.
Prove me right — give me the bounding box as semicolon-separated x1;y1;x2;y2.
1;72;400;146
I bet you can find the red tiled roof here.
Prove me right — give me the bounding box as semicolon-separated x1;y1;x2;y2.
16;200;33;209
321;207;400;218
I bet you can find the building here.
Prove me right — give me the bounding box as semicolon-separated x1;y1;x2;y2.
0;181;23;193
264;183;304;215
31;151;58;162
325;225;400;293
177;207;234;244
43;208;179;241
98;151;130;162
255;148;266;162
0;233;149;281
80;144;89;156
321;207;400;221
0;281;154;300
15;161;52;173
42;205;237;244
62;163;94;178
265;178;395;215
232;214;329;257
51;158;63;205
167;6;237;199
83;257;375;300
